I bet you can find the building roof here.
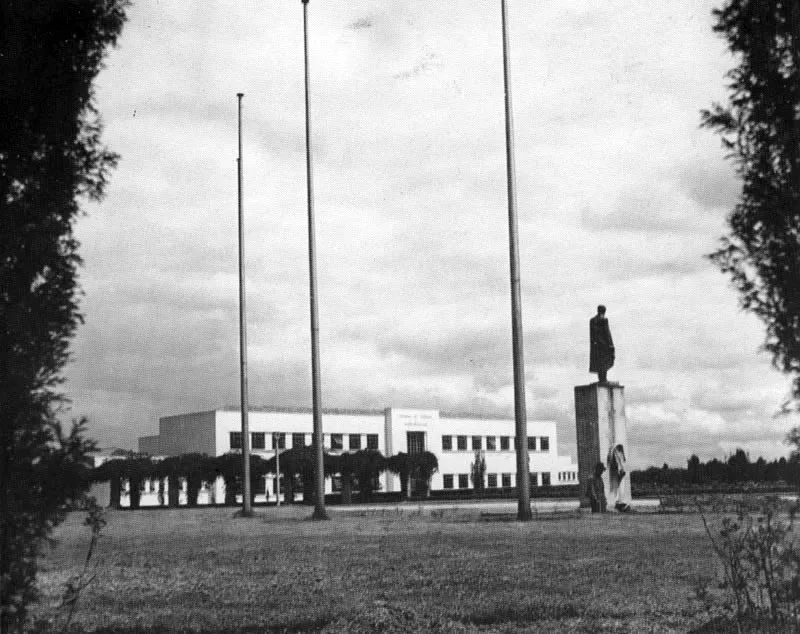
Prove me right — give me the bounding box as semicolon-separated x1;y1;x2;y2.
217;404;516;421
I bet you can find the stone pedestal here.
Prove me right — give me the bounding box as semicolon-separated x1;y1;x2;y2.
574;382;632;510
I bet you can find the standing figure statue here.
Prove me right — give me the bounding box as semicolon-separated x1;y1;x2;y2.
589;304;615;383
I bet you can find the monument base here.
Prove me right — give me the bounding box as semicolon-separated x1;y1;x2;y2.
575;382;632;510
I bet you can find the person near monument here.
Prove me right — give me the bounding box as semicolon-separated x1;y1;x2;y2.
589;305;615;383
586;462;607;513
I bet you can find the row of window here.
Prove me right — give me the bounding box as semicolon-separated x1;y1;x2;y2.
557;471;577;482
441;472;553;489
441;435;550;452
230;432;379;452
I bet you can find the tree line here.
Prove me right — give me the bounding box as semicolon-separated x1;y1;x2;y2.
632;449;800;489
92;448;439;509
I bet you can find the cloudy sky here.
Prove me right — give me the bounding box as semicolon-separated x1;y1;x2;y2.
63;0;800;469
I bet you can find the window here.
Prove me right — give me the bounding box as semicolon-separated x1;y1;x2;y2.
540;436;550;452
407;431;425;454
331;434;343;451
500;436;510;451
331;476;342;492
349;434;361;450
501;473;512;488
541;472;551;486
292;433;305;448
457;435;467;451
486;436;496;451
251;432;265;450
274;433;286;449
487;473;498;488
230;431;242;450
367;434;379;450
529;472;538;487
458;474;469;489
527;436;536;451
472;436;482;451
443;474;454;489
442;435;452;451
253;478;266;495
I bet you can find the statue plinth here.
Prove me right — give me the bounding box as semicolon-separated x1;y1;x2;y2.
574;382;632;510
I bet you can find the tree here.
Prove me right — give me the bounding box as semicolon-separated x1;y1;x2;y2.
1;2;128;627
687;454;702;484
386;452;438;498
411;451;438;497
178;454;216;507
92;457;127;509
121;456;154;510
353;449;385;502
333;452;357;505
470;450;487;491
212;453;267;505
386;453;412;498
264;448;298;504
152;456;184;507
703;1;800;404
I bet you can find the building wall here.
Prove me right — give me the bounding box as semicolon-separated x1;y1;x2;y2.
138;435;160;455
214;409;386;457
137;406;578;502
157;410;217;455
420;414;574;490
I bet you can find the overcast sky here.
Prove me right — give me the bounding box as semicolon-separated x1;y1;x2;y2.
63;0;800;469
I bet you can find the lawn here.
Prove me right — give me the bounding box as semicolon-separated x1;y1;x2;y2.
30;505;726;632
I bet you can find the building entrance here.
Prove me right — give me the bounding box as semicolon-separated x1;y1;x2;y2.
407;431;427;495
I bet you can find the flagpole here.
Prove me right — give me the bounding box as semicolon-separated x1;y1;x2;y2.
236;92;253;517
301;0;328;520
275;433;281;507
500;0;532;521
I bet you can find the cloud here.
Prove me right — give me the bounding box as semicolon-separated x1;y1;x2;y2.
348;16;374;31
678;158;739;211
626;384;676;405
394;52;443;80
58;0;799;471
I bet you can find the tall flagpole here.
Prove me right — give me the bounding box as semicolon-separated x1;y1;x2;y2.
302;0;328;520
275;434;281;507
501;0;532;521
236;92;253;516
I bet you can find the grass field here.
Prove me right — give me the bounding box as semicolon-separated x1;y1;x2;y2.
30;505;728;632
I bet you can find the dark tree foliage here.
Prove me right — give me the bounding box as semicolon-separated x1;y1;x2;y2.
353;449;385;503
386;451;438;498
703;0;800;402
151;455;184;507
0;1;127;627
470;450;487;491
332;452;358;504
212;453;267;505
631;447;800;489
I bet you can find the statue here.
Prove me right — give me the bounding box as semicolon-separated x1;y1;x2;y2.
589;304;614;383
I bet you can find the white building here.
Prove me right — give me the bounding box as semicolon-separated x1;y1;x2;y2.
138;407;577;503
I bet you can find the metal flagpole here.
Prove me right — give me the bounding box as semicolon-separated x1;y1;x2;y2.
237;92;253;517
275;433;281;507
301;0;328;520
500;0;532;521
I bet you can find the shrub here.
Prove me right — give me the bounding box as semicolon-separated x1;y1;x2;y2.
700;496;800;627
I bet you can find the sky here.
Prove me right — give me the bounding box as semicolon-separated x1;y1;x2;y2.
63;0;800;469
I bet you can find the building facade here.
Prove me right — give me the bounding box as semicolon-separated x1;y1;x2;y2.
137;406;578;503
